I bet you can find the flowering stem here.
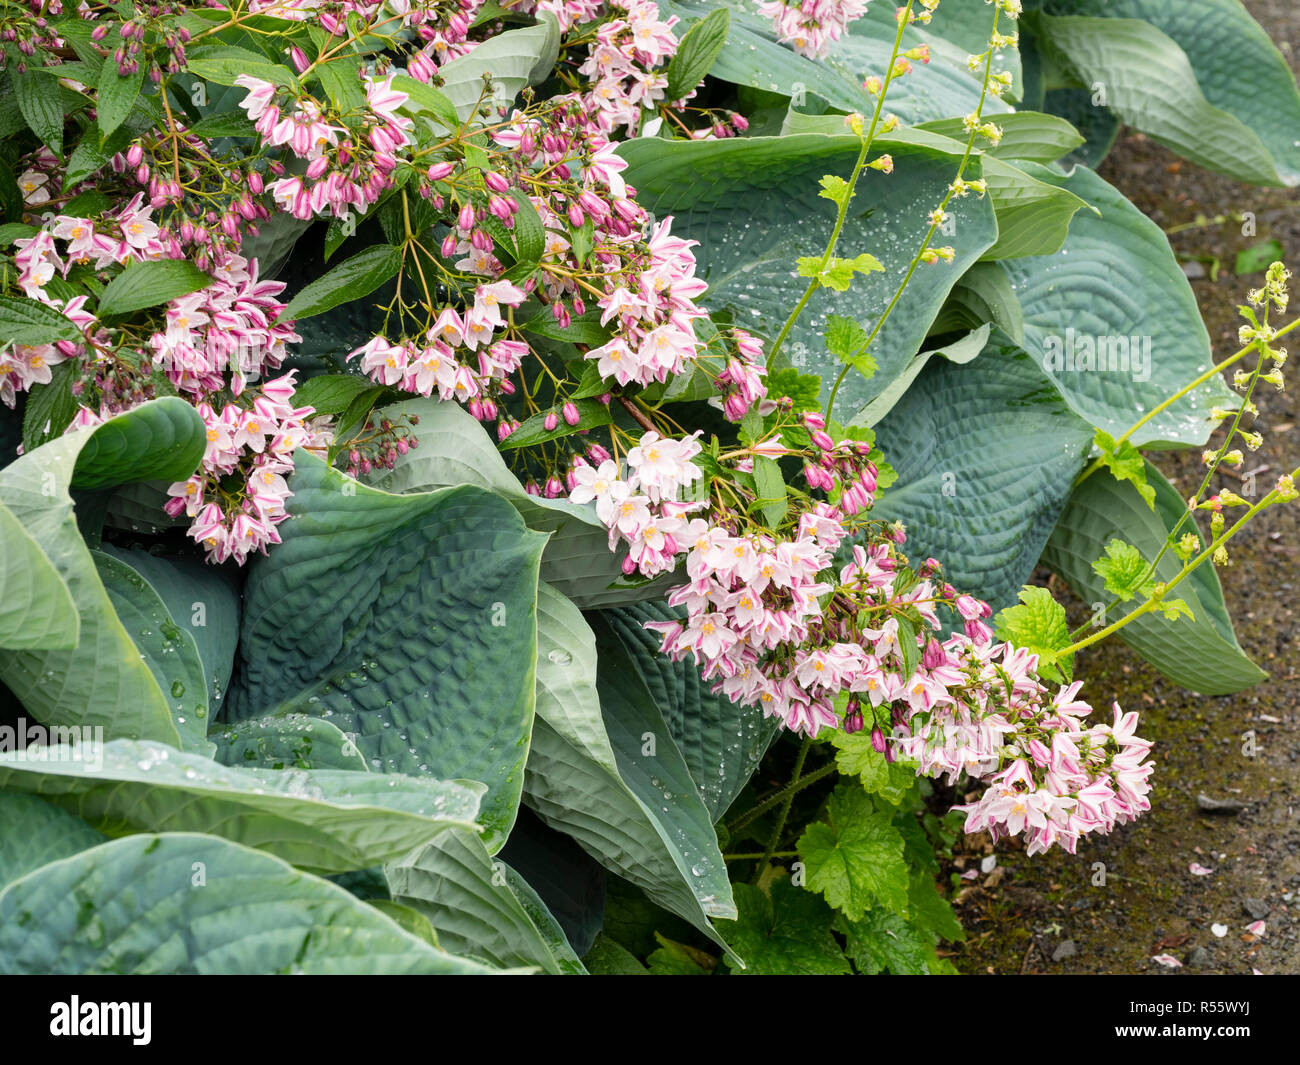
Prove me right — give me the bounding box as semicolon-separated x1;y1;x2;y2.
1059;473;1294;657
766;0;915;369
728;751;836;838
824;5;1002;422
752;737;813;881
1074;314;1300;489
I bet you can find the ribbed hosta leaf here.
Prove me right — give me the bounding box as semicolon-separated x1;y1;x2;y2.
211;714;370;771
92;550;212;755
1031;1;1300;186
1000;166;1235;446
0;833;498;974
0;500;77;651
0;399;205;743
367;397;670;608
387;827;585;973
525;583;736;951
870;328;1094;612
0;793;104;888
226;450;545;852
671;0;1012;126
0;738;483;875
601;601;778;822
1043;459;1266;694
98;545;241;718
620;133;998;423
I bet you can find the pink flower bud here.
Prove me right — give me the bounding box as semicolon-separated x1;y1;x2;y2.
484;171;509;193
426;161;454;182
544;412;558;432
562;401;580;426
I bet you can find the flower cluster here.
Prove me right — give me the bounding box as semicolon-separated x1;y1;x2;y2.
237;72;414;222
572;0;681;136
570;395;1153;853
756;0;871;60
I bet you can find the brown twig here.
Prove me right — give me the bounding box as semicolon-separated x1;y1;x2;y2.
616;394;656;434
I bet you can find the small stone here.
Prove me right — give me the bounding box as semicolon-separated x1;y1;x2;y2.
1181;261;1206;280
1243;897;1271;920
1051;940;1077;962
1197;793;1249;814
1185;946;1212;968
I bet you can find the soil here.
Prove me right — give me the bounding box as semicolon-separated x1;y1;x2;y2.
949;0;1300;976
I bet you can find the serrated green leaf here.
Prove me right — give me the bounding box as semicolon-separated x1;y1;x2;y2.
993;584;1073;682
720;877;851;975
665;7;730;101
797;782;909;920
279;244;401;321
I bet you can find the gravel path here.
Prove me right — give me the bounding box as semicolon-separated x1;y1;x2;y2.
951;0;1300;976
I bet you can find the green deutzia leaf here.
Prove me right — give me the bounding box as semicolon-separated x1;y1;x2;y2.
797;781;909;920
664;6;730;101
1094;430;1156;509
993;585;1074;683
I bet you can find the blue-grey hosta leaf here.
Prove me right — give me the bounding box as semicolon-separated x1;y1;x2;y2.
1000;165;1235;447
671;0;1011;126
226;449;545;852
498;805;607;957
438;15;560;121
387;827;583;973
0;738;483;875
98;546;242;719
870;328;1094;612
367;397;672;608
619;133;998;423
1033;0;1300;185
92;550;212;756
211;714;370;771
0;399;205;744
775;120;1088;261
526;583;737;951
0;498;78;650
1043;459;1266;694
0;793;105;889
601;601;778;822
917;111;1085;166
0;833;499;974
854;324;990;429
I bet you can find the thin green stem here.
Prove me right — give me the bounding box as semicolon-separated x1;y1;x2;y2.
726;760;836;837
766;0;916;368
824;7;1002;421
753;738;813;881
